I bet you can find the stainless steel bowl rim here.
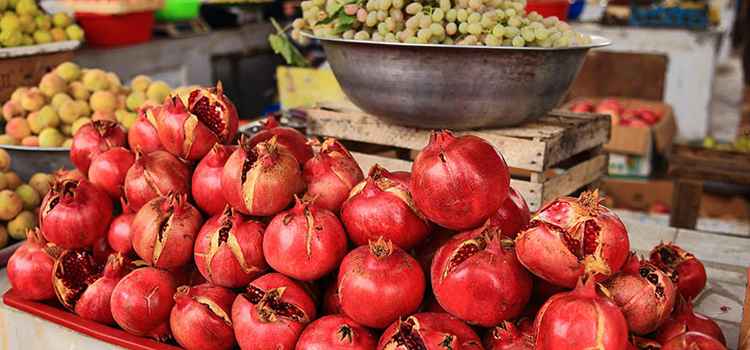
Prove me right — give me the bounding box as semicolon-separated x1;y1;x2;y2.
0;144;70;151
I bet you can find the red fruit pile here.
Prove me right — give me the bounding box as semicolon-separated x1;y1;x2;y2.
5;88;727;350
569;97;665;128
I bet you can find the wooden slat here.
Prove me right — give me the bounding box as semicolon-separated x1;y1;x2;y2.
541;154;608;202
543;111;612;167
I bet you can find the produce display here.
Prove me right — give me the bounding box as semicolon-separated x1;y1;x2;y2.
3;81;729;350
289;0;593;46
569;97;665;128
701;135;750;153
0;0;84;48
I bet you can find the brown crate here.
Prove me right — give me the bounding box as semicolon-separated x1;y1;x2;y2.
0;51;74;103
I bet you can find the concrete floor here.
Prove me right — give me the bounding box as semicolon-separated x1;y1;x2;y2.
710;53;744;142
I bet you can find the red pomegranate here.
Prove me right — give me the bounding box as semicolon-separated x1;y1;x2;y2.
431;222;532;326
322;277;345;315
295;314;379;350
40;179;113;249
377;313;484;349
418;295;448;314
221;135;302;216
6;228;55;300
70;120;127;173
92;234;115;265
341;164;432;249
107;198;137;258
483;321;532;350
157;82;238;160
338;237;425;328
263;195;348;281
412;226;456;282
111;267;177;340
123;149;192;211
170;283;238;350
630;336;662;350
515;190;630;288
193;206;267;288
489;187;530;239
248;116;314;164
166;261;207;287
652;297;726;345
128;106;166;155
661;332;726;350
302;137;364;213
54;167;87;182
650;242;707;300
191;143;233;216
602;253;676;335
533;274;629;350
232;273;317;350
411;130;510;230
88;147;135;199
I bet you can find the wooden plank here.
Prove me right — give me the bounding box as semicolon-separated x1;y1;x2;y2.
510;179;544;212
544;112;612;167
669;179;703;229
741;265;750;350
541;154;608;202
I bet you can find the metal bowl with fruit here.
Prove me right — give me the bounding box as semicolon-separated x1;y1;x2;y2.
0;145;72;180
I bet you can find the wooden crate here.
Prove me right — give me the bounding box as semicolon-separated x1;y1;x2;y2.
306;102;611;211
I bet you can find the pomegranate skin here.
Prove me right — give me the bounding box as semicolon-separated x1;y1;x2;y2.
341;164;432;249
488;187;531;239
661;332;726;350
128;106;166;155
263;196;348;281
295;314;379;350
170;283;238;350
337;237;425;329
411;130;510;230
232;273;317;350
630;336;662;350
193;206;268;288
70;120;127;173
483;321;532;350
106;198;137;258
110;267;177;340
248;116;313;164
515;190;630;288
650;242;707;300
191;143;233;216
377;313;484;350
92;235;116;265
123;149;192;211
88;147;135;199
431;223;532;327
412;226;456;283
322;279;345;315
40;179;114;249
74;253;133;325
302;138;364;213
533;275;629;350
6;228;55;300
652;297;726;345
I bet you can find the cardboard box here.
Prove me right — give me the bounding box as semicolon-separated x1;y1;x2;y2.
0;41;80;103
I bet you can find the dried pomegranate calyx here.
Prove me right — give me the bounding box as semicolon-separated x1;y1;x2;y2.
368;236;394;258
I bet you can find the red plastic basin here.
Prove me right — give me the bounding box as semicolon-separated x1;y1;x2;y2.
526;0;570;20
76;11;154;47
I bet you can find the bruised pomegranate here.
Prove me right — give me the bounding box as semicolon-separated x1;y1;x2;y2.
602;253;676;335
264;195;348;281
40;179;113;249
170;283;237;350
194;206;267;288
88;147;135;199
377;313;484;349
652;297;726;345
232;273;317;350
221;135;302;216
107;198;137;258
489;187;531;239
123;149;192;211
158;82;238;160
110;267;177;340
70;120;127;173
302;138;364;213
650;242;707;300
484;321;532;350
341;164;432;249
515;190;630;288
411;130;510;230
661;332;726;350
630;336;662;350
248;116;313;164
296;314;379;350
431;222;532;326
338;237;425;328
192;143;233;216
533;274;629;350
128;106;166;155
7;228;55;300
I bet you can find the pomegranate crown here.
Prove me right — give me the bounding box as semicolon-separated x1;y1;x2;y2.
162;192;190;214
91;119;115;136
262;116;280;130
369;236;393;258
573;273;599;299
576;189;605;215
674;296;694;315
166;94;189;112
315;137;354;160
295;194;320;209
119;197;134;214
50;178;80;201
25;227;48;247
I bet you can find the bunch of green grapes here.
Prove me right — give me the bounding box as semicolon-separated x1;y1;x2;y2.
290;0;592;47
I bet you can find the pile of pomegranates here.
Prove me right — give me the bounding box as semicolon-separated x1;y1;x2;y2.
5;86;727;350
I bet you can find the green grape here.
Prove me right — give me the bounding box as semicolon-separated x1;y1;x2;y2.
552;36;568;47
299;34;309;43
390;8;404;21
520;27;534;42
401;28;414;39
512;35;525;47
467;12;481;24
301;1;313;10
489;0;502;8
343;29;356;39
432;8;444;21
464;34;478;45
371;32;384;41
416;37;428;43
385;17;397;30
392;0;404;8
549;32;561;41
457;9;468;22
291;28;301;40
429;36;440;44
505;8;516;17
492;24;505;38
533;27;547;40
440;0;451;12
555;21;570;32
459;0;469;8
495;9;505;20
377;10;388;21
385;32;397;41
469;0;482;9
396;22;406;31
446;9;457;22
380;0;392;10
292;18;306;29
366;0;375;10
503;26;519;38
354;30;371;40
467;22;482;35
507;16;522;27
562;29;574;38
485;34;501;46
445;21;457;35
581;34;592;45
481;14;494;28
511;2;523;12
312;0;325;6
366;11;378;26
429;22;444;36
378;22;388;35
502;38;511;45
536;37;551;47
405;2;422;15
458;21;469;33
419;15;432;28
406;16;418;29
417;28;432;40
443;37;454;44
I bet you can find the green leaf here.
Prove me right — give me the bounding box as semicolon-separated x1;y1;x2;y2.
338;13;356;25
267;18;310;68
316;0;360;26
333;23;352;34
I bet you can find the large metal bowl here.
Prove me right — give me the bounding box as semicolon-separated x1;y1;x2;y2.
0;145;72;180
304;33;611;129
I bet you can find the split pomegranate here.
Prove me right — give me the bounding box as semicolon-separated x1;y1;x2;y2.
488;187;531;239
157;82;238;160
193;205;268;288
533;274;629;350
40;179;114;249
232;273;317;350
123;149;192;211
295;314;379;350
411;130;510;230
170;283;237;350
191;143;233;216
661;332;726;350
7;228;55;300
263;195;348;281
128;106;166;155
483;321;532;350
337;237;425;328
630;336;662;350
602;253;676;335
515;190;630;288
431;222;532;326
650;242;707;300
88;147;135;199
377;312;484;350
248;116;314;164
70;120;127;173
341;164;432;249
302;137;364;213
110;267;178;340
221;135;302;216
107;198;137;259
652;297;726;345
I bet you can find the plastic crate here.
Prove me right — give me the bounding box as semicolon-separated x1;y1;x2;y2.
526;0;570;20
76;11;154;47
630;4;708;29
